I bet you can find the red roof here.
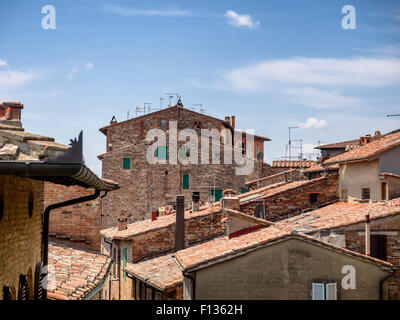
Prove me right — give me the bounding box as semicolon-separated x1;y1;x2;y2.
324;130;400;165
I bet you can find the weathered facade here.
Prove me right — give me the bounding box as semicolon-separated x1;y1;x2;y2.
99;103;272;227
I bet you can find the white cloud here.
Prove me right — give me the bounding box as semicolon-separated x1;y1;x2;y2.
299;117;327;129
0;59;7;67
224;10;259;29
224;57;400;89
0;70;33;87
66;67;78;79
84;62;94;70
100;3;190;17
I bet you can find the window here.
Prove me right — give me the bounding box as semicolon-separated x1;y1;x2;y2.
194;122;201;129
362;188;370;200
312;282;337;300
123;157;131;170
161;119;167;130
309;193;319;204
156;146;168;160
182;174;190;190
371;235;387;261
381;182;388;200
122;248;127;281
211;189;223;202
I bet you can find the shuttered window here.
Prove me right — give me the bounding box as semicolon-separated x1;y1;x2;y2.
312;282;337;300
156;146;167;160
312;283;325;300
182;174;189;190
123;248;127;281
362;188;370;200
123;157;131;170
211;189;223;202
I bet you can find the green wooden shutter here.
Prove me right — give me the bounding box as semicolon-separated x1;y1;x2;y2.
123;248;127;281
182;174;189;190
123;157;131;169
211;189;223;202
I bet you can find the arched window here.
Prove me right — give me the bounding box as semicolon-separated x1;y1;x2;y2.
18;274;29;300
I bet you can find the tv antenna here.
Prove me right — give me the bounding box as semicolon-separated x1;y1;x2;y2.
165;93;178;106
387;114;400;117
135;105;145;117
193;104;204;113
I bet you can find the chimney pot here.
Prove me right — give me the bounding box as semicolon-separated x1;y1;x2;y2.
192;192;200;212
117;213;128;231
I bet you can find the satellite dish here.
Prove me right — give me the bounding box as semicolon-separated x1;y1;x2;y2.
257;152;264;161
254;204;265;219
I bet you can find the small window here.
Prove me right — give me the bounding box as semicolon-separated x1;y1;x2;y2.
194;122;201;129
161;119;167;130
156;146;167;160
362;188;370;200
381;182;387;200
312;282;337;300
309;193;319;204
28;193;34;218
123;157;131;170
182;174;190;190
371;235;387;261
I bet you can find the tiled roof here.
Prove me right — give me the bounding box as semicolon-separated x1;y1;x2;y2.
277;198;400;233
124;254;183;290
304;163;339;173
47;243;111;300
315;139;360;150
173;224;393;272
272;160;318;168
324;130;400;165
239;177;326;204
100;204;222;240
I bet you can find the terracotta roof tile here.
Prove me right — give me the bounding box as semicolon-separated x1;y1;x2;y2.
124;254;183;290
47;243;111;300
277;198;400;232
324;130;400;165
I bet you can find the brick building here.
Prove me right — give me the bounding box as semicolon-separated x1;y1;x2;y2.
0;102;118;300
99;100;272;227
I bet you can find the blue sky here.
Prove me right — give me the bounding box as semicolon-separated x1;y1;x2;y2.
0;0;399;175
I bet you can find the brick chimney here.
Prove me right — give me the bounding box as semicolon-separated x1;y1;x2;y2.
192;192;200;212
174;195;185;252
0;102;23;128
222;195;240;211
231;116;235;129
360;134;372;146
117;213;128;231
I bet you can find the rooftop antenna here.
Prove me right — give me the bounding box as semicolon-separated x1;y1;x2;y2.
165;93;178;106
135;104;145;117
160;97;164;109
193;104;204;113
144;102;152;114
127;110;130;120
387;114;400;117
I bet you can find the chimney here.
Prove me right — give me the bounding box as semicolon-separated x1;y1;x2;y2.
174;195;185;252
365;214;371;256
192;192;200;212
117;213;128;231
110;116;117;125
225;116;231;124
0;102;23;128
360;135;372;146
222;195;240;211
231;116;236;129
374;130;381;137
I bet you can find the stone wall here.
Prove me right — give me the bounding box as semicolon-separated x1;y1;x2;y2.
240;175;339;222
44;183;101;252
0;175;43;300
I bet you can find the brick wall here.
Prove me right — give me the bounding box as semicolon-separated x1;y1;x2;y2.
44;183;101;252
0;175;43;300
342;216;400;300
131;211;224;263
240;175;339;222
